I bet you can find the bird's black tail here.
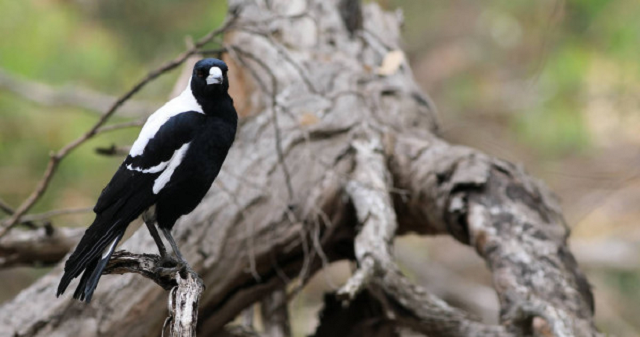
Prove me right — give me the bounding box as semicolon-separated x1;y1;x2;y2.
57;219;126;302
71;231;123;302
57;197;142;302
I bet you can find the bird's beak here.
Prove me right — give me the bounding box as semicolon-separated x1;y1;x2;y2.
206;67;223;85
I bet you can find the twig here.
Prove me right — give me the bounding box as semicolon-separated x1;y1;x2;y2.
224;46;307;290
3;207;93;225
227;45;295;202
215;181;262;282
0;68;158;117
96;119;146;134
0;16;238;239
234;27;320;94
0;198;14;216
198;47;228;57
0;197;38;229
95;145;132;157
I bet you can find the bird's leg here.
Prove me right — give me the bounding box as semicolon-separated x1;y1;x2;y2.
146;222;169;258
160;227;187;266
142;209;168;258
148;227;190;278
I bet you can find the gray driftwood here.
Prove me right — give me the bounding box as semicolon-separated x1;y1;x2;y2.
0;0;599;336
0;226;83;268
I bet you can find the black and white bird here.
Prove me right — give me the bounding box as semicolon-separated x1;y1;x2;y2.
57;58;238;302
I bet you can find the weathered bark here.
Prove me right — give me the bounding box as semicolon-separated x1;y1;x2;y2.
0;0;599;336
104;251;204;336
166;269;204;337
0;226;82;268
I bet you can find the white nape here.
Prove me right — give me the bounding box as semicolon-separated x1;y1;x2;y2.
152;142;191;194
129;81;203;158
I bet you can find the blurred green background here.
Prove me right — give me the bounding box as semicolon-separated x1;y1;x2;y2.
1;0;639;336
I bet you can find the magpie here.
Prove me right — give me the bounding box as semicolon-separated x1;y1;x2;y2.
57;58;238;302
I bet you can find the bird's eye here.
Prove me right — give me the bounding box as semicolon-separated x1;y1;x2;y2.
196;70;205;78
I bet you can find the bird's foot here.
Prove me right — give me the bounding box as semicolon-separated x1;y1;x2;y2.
156;254;189;278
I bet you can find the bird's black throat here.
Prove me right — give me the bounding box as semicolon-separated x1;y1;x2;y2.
195;92;237;126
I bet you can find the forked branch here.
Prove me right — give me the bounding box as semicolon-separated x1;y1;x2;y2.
339;133;511;336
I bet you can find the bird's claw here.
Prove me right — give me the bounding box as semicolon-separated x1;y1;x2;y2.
156;255;189;278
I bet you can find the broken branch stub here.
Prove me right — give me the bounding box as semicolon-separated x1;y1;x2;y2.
166;269;204;337
104;251;204;337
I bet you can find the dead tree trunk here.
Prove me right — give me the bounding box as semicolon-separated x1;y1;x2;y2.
0;0;599;336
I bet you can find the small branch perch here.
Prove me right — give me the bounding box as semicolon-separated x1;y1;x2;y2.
105;251;204;337
104;251;175;289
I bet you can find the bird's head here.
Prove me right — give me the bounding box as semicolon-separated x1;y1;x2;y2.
191;58;229;97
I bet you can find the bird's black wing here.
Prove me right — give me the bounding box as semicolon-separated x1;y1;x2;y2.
94;111;207;212
58;110;206;301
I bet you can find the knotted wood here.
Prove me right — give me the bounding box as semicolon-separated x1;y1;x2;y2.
0;0;599;336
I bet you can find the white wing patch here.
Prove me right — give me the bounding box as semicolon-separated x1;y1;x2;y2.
130;81;203;157
126;161;169;174
153;142;191;194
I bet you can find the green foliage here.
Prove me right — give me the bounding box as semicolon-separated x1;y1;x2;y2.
514;43;591;156
393;0;640;157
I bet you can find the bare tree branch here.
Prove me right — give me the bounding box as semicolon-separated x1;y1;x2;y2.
0;69;158;117
390;135;600;336
0;198;14;216
572;239;640;271
339;133;512;336
95;145;132;157
104;251;175;289
95;119;145;133
1;207;93;227
0;198;38;229
0;226;83;268
104;251;204;337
